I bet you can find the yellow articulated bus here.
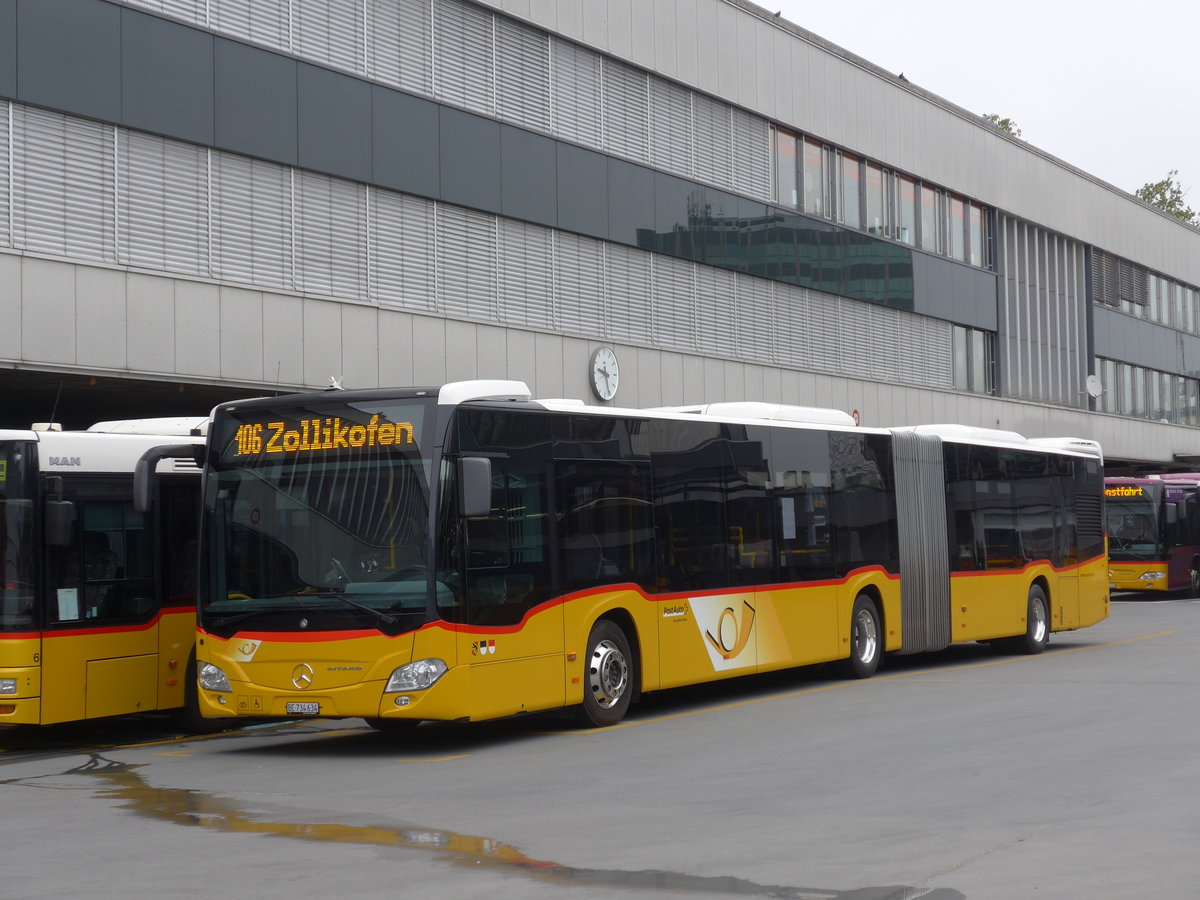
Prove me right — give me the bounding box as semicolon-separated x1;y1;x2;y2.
189;381;1108;731
1;419;206;726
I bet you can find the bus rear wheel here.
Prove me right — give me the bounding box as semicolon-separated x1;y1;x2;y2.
1190;559;1200;597
578;620;632;728
843;594;882;679
1013;584;1049;654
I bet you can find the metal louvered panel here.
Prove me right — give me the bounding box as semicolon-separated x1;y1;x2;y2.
601;59;649;164
13;107;115;262
433;0;494;116
772;281;808;367
838;297;875;378
697;265;738;358
211;153;292;288
889;429;950;654
499;218;553;328
496;18;550;133
0;102;9;249
209;0;290;52
436;204;497;322
370;188;438;312
651;255;697;351
294;0;365;75
649;79;693;176
368;0;433;94
553;231;605;336
732;108;772;201
805;290;841;373
604;243;650;343
119;131;209;276
550;39;602;149
735;274;774;364
693;95;732;190
295;171;368;300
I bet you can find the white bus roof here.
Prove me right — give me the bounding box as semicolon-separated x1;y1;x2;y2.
87;416;209;436
31;430;205;475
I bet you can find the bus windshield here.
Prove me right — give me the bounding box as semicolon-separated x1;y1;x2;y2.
1;439;37;631
1106;485;1161;560
201;397;441;637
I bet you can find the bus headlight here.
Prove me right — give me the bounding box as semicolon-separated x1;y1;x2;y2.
384;659;448;692
0;678;16;694
198;662;232;692
1139;572;1166;581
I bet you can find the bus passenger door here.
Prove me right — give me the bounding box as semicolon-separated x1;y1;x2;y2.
457;419;562;721
42;484;160;723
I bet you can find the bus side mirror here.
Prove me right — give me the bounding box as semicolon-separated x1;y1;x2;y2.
134;443;204;513
458;457;493;518
45;500;76;547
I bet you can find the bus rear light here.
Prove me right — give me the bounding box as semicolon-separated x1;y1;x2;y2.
0;678;16;694
384;658;447;692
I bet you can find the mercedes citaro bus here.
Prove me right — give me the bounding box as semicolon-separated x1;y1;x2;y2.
186;381;1108;731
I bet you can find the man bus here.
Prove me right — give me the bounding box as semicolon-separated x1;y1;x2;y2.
1105;474;1200;595
189;381;1108;730
1;418;205;726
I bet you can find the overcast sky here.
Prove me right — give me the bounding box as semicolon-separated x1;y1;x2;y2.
770;0;1198;200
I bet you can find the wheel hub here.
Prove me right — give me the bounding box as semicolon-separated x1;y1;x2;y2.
588;639;629;709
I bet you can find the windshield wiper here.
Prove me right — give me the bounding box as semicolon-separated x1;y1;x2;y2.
312;592;398;626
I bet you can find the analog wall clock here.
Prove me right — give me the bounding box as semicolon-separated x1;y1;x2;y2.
590;347;620;401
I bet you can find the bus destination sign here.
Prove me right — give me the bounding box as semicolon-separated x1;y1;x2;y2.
232;415;414;458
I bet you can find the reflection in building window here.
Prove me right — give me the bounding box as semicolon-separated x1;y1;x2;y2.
774;129;798;207
951;325;996;395
948;196;966;262
968;203;985;266
839;153;861;229
919;185;939;253
865;163;885;235
896;176;916;245
802;139;825;217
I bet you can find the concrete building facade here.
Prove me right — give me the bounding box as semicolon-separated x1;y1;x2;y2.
1;0;1198;469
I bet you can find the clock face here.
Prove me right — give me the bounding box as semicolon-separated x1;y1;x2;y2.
590;347;620;401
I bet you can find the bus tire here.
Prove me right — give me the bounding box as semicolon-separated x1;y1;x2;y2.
1016;584;1050;654
365;717;421;735
171;654;225;733
844;594;882;679
578;619;633;728
1190;558;1200;597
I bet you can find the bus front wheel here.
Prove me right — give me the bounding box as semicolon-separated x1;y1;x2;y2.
844;594;882;679
578;620;632;728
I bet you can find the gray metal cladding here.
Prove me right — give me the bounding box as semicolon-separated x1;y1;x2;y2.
890;429;950;654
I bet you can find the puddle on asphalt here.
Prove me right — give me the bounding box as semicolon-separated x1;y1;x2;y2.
4;754;963;900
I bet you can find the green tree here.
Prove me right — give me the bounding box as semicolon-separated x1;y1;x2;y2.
1135;170;1198;225
982;114;1021;138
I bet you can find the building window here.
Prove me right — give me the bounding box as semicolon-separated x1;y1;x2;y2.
865;163;886;235
896;175;916;246
918;184;939;253
838;153;861;229
952;325;995;395
774;128;798;208
802;139;826;217
968;203;985;267
948;195;966;262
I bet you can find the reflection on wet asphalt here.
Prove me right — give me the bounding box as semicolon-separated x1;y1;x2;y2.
2;754;962;900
